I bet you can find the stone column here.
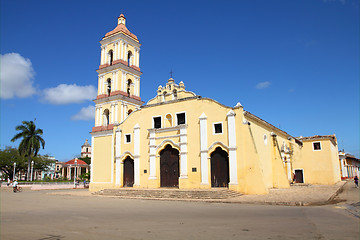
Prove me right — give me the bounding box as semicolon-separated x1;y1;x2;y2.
227;110;238;185
199;113;208;185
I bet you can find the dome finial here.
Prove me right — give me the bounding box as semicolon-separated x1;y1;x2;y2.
118;14;126;25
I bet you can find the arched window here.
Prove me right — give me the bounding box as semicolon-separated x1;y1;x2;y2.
109;50;113;65
127;79;132;96
127;109;133;116
107;79;111;96
173;89;177;99
127;51;132;66
103;109;110;126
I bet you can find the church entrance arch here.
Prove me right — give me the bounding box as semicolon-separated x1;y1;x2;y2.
160;145;179;187
211;147;229;188
123;156;134;187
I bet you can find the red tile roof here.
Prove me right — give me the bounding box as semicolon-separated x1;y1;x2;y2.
104;23;138;41
65;159;88;165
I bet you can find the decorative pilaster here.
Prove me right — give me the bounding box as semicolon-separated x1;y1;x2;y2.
199;113;208;185
115;71;119;90
99;106;103;126
133;124;140;186
115;128;122;186
148;129;157;180
227;110;238;185
120;103;124;122
179;125;188;179
115;103;118;123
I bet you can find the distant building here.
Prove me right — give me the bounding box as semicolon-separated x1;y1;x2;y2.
55;159;89;180
339;151;360;179
41;156;56;180
81;139;92;158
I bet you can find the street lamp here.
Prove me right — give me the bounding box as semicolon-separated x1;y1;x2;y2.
73;158;78;188
31;161;34;181
13;162;16;180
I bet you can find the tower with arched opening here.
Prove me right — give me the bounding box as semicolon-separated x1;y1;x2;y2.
93;14;143;132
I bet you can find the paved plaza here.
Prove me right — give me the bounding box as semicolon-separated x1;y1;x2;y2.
1;182;359;240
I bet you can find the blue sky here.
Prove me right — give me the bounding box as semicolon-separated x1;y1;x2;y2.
1;0;359;161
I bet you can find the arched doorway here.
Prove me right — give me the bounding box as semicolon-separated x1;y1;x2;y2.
160;145;179;187
211;147;229;187
123;156;134;187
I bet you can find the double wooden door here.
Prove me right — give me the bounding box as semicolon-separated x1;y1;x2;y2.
123;156;134;187
160;145;179;187
211;147;229;187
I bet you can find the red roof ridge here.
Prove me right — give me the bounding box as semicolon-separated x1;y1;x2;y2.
65;159;88;165
104;23;138;41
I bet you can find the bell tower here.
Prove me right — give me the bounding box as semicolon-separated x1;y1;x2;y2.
93;14;143;131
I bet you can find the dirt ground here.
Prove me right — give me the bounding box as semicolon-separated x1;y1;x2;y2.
1;186;359;240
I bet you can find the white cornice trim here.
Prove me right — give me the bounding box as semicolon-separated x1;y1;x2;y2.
91;130;113;137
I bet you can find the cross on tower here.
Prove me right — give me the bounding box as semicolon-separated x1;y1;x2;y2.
169;70;174;78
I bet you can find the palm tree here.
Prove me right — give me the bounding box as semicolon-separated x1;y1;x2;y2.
11;120;45;181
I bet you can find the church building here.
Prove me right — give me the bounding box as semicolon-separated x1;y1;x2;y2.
89;14;341;194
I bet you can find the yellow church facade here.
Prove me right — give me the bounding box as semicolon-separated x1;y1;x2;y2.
89;15;341;194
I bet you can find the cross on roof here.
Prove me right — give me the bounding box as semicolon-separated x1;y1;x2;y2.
169;70;174;78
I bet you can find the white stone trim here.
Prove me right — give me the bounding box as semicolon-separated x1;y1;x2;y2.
115;158;121;186
212;122;223;135
175;111;187;126
149;129;157;180
133;124;140;186
111;130;114;184
199;113;208;184
124;133;132;144
227;110;238;185
179;125;188;179
312;141;322;151
90;136;94;183
153;115;162;129
294;168;305;183
115;103;119;123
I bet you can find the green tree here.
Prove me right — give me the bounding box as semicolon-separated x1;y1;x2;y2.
79;156;91;165
0;147;27;180
11;120;45;181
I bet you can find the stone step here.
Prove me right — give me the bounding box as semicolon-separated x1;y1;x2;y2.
95;188;242;200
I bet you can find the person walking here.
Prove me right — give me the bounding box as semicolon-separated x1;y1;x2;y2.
354;176;358;188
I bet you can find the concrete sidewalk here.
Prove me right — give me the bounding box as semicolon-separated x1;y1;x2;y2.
47;181;353;206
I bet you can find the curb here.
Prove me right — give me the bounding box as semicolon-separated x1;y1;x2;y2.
325;181;348;204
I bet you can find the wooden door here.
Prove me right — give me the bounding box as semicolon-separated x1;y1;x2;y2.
160;145;179;187
211;147;229;187
123;157;134;187
294;169;304;183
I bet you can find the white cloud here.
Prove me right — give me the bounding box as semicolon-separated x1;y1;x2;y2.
42;84;97;104
0;53;36;99
256;81;271;89
71;105;95;121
